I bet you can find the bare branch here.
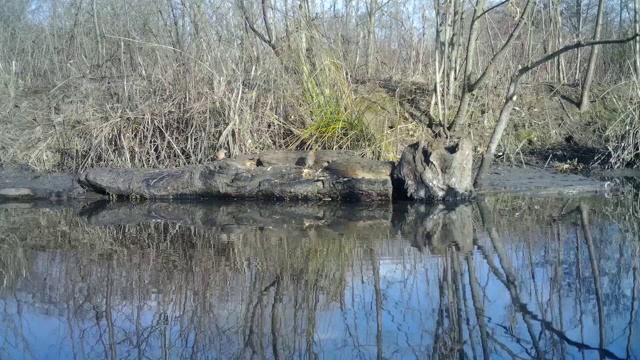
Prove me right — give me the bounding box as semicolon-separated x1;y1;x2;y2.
261;0;274;45
238;0;277;52
477;0;509;19
518;34;640;76
469;0;533;92
474;33;640;188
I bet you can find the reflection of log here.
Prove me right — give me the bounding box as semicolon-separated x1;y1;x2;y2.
392;203;474;254
79;200;394;245
393;139;474;201
79;199;479;256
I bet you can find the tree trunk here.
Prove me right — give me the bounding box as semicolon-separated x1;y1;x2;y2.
393;139;474;201
449;0;488;132
301;0;317;66
446;0;464;122
575;0;583;82
366;0;378;77
579;0;605;111
633;0;640;83
343;0;351;63
92;0;103;66
475;74;522;189
432;0;445;123
450;0;533;133
555;0;566;82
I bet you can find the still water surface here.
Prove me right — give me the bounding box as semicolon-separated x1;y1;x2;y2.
0;194;639;359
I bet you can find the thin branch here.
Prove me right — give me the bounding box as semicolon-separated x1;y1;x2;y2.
239;0;277;52
470;0;533;92
518;34;640;76
103;34;217;75
478;0;509;18
261;0;274;45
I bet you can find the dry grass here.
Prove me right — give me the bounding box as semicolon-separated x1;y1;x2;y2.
600;82;640;168
0;58;299;170
0;42;409;170
0;0;636;171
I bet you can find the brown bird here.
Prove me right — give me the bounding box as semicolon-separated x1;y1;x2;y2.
216;149;228;161
305;149;316;168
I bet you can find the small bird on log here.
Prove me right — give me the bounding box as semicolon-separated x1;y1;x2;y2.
305;150;316;168
216;149;228;160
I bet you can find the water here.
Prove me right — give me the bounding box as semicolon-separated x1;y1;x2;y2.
0;193;639;360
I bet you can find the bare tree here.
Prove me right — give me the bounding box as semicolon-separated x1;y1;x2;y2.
636;0;640;80
239;0;280;55
575;0;584;82
579;0;606;111
92;0;103;65
449;0;534;133
475;34;640;189
553;0;566;82
366;0;378;77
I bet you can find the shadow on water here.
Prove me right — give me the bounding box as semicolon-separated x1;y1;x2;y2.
1;189;640;359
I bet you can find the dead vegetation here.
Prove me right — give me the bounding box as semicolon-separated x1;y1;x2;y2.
0;0;638;172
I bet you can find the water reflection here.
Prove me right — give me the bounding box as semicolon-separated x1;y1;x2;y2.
0;194;639;359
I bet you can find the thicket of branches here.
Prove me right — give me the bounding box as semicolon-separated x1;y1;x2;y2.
0;0;638;170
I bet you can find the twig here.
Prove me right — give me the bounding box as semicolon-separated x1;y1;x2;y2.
104;34;217;76
544;154;553;168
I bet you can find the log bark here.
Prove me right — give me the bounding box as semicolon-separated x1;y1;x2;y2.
392;139;474;201
393;203;474;254
78;144;475;202
78;150;394;202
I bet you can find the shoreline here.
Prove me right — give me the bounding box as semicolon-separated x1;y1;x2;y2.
0;162;617;203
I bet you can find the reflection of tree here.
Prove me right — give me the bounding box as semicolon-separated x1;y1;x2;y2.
0;195;639;359
476;197;543;359
105;254;116;360
477;197;630;360
369;248;383;360
433;249;467;360
466;253;490;359
579;203;606;360
627;245;639;359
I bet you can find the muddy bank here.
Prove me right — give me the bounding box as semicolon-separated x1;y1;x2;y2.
477;165;615;196
0;165;97;201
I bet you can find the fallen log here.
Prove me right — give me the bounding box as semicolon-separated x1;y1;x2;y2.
78;142;475;202
79;150;394;201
